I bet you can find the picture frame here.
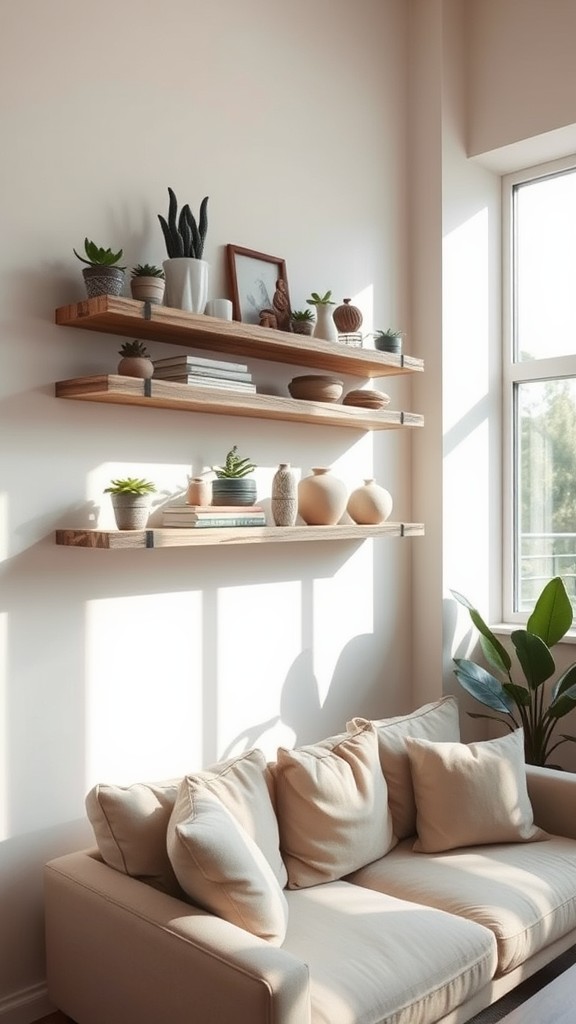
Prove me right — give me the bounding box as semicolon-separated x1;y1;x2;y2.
226;245;291;326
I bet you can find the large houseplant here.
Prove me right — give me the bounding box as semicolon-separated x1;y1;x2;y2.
158;187;209;312
452;576;576;766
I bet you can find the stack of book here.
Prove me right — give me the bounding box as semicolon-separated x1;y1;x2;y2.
152;355;256;393
162;505;267;529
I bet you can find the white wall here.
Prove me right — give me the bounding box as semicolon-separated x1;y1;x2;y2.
0;2;416;1020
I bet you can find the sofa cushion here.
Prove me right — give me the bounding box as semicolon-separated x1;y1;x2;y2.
282;880;497;1024
272;723;396;889
405;729;546;852
348;696;460;839
167;779;288;945
347;835;576;975
85;778;183;895
85;748;285;896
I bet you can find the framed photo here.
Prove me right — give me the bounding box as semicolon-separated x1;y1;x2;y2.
226;245;291;326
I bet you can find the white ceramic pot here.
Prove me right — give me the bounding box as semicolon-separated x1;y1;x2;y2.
347;478;393;524
163;258;209;313
312;304;339;343
298;467;348;526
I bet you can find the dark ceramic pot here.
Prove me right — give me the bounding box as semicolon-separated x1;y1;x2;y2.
211;478;258;507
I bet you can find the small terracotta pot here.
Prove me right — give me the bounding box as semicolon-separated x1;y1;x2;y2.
117;356;154;379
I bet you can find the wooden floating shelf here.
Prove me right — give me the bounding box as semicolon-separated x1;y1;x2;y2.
55;523;425;550
54;296;424;378
54;375;424;431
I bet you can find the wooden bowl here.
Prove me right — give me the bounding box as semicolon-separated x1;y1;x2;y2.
342;388;391;409
288;375;344;403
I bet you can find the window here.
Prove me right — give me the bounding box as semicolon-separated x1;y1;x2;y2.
503;157;576;619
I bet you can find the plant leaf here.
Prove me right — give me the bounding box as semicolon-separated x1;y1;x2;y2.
527;576;573;646
502;682;531;706
450;589;512;671
552;662;576;700
511;630;555;689
453;659;515;713
548;679;576;719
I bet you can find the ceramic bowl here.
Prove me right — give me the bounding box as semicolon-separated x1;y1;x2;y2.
342;388;391;409
288;375;344;403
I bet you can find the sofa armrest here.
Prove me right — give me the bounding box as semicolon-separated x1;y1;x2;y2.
45;850;310;1024
526;764;576;839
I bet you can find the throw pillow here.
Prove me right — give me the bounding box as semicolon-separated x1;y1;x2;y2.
189;748;287;887
347;696;461;839
272;722;396;889
167;780;288;944
85;778;183;895
405;729;548;853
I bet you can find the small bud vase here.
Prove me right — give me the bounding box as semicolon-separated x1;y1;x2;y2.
186;477;212;506
347;478;393;525
298;467;348;526
271;463;297;526
312;304;339;343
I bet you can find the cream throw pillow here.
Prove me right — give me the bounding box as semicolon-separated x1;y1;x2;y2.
272;723;396;889
167;781;288;944
405;729;548;853
348;697;461;839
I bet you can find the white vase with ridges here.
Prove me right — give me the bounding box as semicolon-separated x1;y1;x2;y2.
163;258;209;313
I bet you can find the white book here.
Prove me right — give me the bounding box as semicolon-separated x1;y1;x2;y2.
153;354;248;372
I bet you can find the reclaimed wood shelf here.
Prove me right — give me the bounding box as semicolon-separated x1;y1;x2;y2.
54;375;424;431
55;522;425;550
54;296;424;378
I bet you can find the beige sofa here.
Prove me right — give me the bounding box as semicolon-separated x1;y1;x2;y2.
44;698;576;1024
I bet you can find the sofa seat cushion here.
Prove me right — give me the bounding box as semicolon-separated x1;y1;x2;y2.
346;836;576;975
282;880;497;1024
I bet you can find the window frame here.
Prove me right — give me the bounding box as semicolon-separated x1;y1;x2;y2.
502;154;576;624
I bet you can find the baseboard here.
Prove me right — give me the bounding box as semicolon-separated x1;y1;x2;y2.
0;982;54;1024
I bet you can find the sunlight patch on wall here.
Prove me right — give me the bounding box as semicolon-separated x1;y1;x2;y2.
85;592;203;785
313;545;374;705
216;582;302;759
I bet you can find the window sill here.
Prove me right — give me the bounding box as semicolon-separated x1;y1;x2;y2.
490;623;576;645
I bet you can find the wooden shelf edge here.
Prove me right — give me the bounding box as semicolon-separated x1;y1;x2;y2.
54;296;424;378
54;375;424;430
55;523;425;549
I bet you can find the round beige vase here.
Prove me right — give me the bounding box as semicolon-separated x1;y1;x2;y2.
298;468;348;526
117;356;154;379
347;478;393;524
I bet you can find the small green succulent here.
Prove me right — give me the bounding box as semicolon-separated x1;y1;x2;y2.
306;290;335;306
213;446;256;479
374;328;404;339
73;238;126;269
119;340;150;358
131;263;165;279
291;309;315;322
104;477;156;495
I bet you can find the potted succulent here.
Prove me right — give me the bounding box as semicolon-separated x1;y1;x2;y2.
130;264;165;305
211;446;257;507
73;238;126;298
158;186;209;312
306;290;338;342
291;309;315;336
371;328;405;355
104;477;157;530
452;576;576;767
117;340;154;379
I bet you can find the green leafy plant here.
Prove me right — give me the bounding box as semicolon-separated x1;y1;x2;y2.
291;309;315;322
452;576;576;766
212;446;256;479
104;477;156;495
118;340;150;358
73;238;126;269
131;263;165;279
306;290;335;306
158;186;209;260
372;328;404;340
